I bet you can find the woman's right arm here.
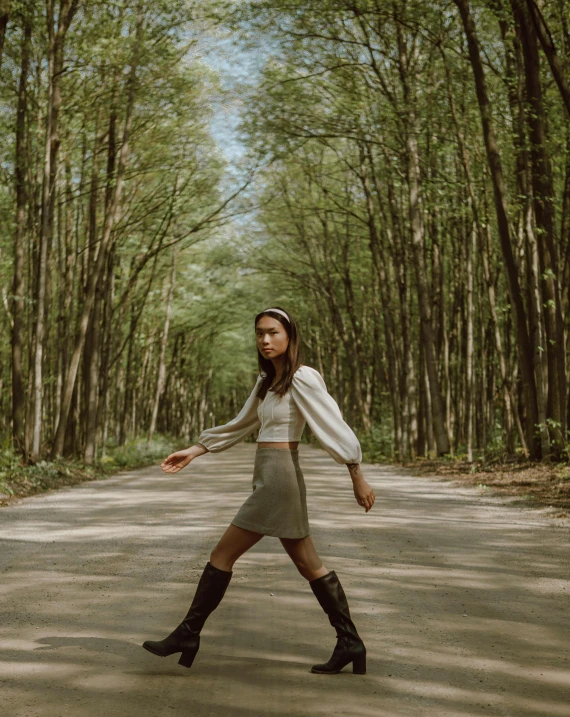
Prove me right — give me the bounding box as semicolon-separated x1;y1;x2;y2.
160;374;263;474
160;443;209;473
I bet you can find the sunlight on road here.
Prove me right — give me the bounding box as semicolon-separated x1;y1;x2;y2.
1;444;568;716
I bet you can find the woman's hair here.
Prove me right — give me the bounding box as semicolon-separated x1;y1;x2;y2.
255;306;303;399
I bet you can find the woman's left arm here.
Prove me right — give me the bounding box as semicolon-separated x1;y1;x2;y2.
291;366;375;512
346;462;376;513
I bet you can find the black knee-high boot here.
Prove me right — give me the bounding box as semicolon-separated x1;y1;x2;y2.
142;561;232;668
309;570;366;674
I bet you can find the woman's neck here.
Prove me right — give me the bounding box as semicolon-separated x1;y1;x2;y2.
271;357;285;379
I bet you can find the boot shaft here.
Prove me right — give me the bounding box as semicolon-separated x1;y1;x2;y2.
182;561;233;633
309;569;362;643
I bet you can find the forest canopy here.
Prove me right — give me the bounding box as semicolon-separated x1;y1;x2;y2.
0;0;569;467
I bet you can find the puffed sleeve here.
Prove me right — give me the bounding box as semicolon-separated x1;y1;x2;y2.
197;374;263;453
290;366;362;464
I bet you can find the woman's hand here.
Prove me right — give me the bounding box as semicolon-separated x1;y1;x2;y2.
346;462;375;512
160;444;207;474
353;478;375;512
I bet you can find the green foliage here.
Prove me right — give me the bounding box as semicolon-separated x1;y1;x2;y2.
0;448;103;501
1;0;570;470
0;435;179;503
359;422;394;464
102;435;177;469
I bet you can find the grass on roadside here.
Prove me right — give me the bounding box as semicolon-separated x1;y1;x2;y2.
0;435;184;507
400;450;570;519
3;433;569;520
358;423;570;519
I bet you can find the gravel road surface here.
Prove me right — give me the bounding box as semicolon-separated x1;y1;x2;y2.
1;444;568;717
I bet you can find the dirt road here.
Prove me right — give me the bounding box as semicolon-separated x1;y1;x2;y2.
1;444;568;717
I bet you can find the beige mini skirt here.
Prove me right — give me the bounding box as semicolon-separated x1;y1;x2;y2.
231;448;310;539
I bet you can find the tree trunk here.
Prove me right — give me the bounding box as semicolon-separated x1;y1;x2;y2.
417;339;427;457
466;223;475;462
359;145;401;455
0;0;10;70
443;47;525;452
148;249;177;442
31;0;79;459
394;21;449;456
11;13;31;455
454;0;540;458
97;247;116;458
376;145;416;459
524;0;570;116
82;107;104;463
406;117;450;455
514;0;566;453
51;6;144;458
119;295;137;446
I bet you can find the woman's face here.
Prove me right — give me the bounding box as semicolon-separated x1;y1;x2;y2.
255;317;289;360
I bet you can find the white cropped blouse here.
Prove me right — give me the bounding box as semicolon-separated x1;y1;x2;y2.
197;365;362;464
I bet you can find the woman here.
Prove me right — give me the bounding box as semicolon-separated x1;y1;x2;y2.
142;306;376;674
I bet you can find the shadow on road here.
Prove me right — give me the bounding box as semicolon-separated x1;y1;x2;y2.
0;444;568;716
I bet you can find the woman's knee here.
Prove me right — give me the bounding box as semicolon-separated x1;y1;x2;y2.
209;525;263;570
292;559;315;578
281;543;325;579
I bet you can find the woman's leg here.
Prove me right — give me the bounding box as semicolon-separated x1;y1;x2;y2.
279;535;329;581
281;535;366;674
210;523;265;572
142;524;264;667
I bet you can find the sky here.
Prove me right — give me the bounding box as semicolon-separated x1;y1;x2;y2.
196;32;266;164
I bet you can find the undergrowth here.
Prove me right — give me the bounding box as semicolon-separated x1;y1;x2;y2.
0;435;183;506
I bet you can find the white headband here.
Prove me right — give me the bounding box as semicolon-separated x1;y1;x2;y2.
263;307;290;323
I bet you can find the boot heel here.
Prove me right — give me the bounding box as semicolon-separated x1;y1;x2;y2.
178;650;197;668
352;653;366;674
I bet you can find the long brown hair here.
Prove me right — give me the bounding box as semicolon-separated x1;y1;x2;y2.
255;307;303;399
